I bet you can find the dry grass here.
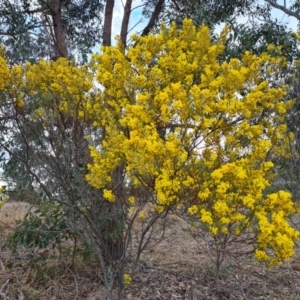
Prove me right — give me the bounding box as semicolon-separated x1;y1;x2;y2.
0;201;32;250
0;202;30;227
1;202;300;299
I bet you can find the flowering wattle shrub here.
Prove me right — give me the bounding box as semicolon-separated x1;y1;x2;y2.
0;19;298;268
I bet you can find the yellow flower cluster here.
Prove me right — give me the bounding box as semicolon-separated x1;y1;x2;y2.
103;189;115;202
123;273;132;288
254;191;299;266
0;186;7;209
191;157;298;265
0;56;9;90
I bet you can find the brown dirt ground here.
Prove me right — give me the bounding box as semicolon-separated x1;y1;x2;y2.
1;202;300;300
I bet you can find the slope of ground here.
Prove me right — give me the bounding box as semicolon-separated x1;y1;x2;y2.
1;202;300;300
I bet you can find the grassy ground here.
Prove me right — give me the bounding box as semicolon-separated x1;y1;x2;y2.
1;202;300;299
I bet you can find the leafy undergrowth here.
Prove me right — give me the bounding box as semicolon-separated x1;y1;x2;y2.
1;203;300;299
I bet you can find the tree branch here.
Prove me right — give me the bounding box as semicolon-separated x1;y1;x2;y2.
141;0;165;36
49;0;68;58
170;0;182;12
130;3;146;12
120;0;133;47
0;24;46;37
0;279;9;300
265;0;300;21
102;0;115;46
21;7;48;14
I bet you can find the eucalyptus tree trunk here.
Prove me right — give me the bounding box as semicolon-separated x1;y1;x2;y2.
102;0;115;46
120;0;133;47
49;0;68;58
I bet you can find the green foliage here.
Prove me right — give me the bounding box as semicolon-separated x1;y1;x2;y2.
143;0;257;30
204;262;233;280
0;0;104;63
5;202;71;253
225;19;300;62
27;252;58;284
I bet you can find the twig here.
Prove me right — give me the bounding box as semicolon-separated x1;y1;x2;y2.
68;268;78;300
0;279;10;300
0;220;12;229
0;258;5;271
265;0;300;21
18;290;25;300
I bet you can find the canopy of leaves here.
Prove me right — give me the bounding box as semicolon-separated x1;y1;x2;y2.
0;0;104;63
142;0;266;31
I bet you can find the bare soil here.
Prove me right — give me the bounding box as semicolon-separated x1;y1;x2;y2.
1;202;300;300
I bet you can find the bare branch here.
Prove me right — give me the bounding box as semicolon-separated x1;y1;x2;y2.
128;17;143;34
20;7;48;14
0;24;46;37
141;0;165;36
0;279;10;300
130;3;146;12
68;268;79;300
170;0;182;12
265;0;300;21
120;0;133;46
